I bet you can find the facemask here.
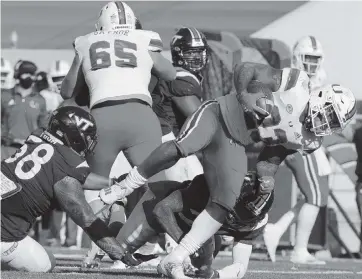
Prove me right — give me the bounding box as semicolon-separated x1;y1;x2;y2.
19;77;34;89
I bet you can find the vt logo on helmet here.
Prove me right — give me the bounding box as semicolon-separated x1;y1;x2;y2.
171;27;209;74
48;106;98;157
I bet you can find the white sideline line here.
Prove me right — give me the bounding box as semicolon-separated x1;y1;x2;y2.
248;269;355;275
56;266;360;275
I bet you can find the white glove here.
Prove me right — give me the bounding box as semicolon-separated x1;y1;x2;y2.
99;167;148;204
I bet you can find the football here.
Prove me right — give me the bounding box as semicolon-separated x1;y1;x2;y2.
247;80;274;116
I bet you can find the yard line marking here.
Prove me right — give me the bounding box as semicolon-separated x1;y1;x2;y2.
248;269;355;275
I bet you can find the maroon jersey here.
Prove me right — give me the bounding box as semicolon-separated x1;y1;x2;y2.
1;129;90;242
151;67;203;135
178;174;272;241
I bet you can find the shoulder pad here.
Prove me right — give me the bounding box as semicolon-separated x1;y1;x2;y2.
137;30;163;52
171;70;202;98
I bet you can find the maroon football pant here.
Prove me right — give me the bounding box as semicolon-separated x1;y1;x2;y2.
174;100;248;211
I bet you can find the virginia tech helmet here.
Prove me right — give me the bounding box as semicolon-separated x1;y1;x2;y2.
48;106;98;157
48;60;70;91
307;84;356;136
170;27;209;74
95;1;136;31
292;36;324;77
1;57;14;89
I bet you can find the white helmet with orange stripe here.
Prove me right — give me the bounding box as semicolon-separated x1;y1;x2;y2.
48;60;70;92
292;36;324;77
1;57;14;89
95;1;136;31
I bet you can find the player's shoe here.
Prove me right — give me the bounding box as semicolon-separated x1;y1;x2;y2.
290;250;326;265
157;255;192;279
263;223;280;262
109;260;128;269
82;247;106;269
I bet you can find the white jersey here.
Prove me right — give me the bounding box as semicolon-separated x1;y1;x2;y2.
74;29;163;109
258;68;322;152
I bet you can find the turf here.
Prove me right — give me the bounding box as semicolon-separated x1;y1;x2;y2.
2;247;362;279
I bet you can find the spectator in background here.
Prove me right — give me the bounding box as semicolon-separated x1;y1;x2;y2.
1;60;48;159
36;71;63;113
1;57;14;90
48;60;70;93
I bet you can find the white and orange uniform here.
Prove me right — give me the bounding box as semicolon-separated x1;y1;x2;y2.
257;68;322;153
74;29;163;108
74;29;164;211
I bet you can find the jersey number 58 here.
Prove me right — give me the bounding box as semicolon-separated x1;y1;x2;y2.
89;39;138;71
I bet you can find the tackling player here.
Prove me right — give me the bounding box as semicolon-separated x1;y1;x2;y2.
151;27;208;182
99;62;356;278
263;36;332;264
1;106;131;272
110;172;272;279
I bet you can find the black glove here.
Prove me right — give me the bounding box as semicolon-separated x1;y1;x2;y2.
121;252;158;267
110;173;128;185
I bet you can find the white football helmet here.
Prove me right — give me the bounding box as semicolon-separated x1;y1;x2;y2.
48;60;70;91
293;36;324;77
95;1;136;31
307;84;356;136
1;57;14;89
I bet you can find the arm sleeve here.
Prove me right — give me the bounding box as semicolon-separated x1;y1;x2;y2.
145;31;163;52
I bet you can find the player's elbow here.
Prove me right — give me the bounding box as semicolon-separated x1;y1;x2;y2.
150;51;176;81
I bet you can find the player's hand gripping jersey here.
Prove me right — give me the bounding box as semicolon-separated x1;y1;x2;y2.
1;129;90;242
74;29;163;109
256;69;322;152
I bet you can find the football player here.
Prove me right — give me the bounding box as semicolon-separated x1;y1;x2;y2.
292;36;326;91
0;106;134;272
60;1;175;266
263;36;332;265
110;172;272;279
151;27;209;182
99;62;356;278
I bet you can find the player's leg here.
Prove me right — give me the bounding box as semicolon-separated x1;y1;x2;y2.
1;236;56;272
162;131;203;182
115;181;184;253
160;109;248;278
291;153;328;264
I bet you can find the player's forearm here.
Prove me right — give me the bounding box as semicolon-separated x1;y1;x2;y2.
83;172;110;190
153;191;185;243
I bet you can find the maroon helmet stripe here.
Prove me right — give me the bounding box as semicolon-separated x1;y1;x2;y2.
1;58;4;67
56;60;60;71
115;1;126;25
310;36;317;50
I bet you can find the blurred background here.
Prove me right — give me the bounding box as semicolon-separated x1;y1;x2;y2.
1;0;362;259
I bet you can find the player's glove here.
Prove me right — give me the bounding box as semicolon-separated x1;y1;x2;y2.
256;176;275;195
99;167;148;205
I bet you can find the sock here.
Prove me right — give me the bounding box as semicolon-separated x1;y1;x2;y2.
274;200;304;236
294;203;319;252
169;210;223;263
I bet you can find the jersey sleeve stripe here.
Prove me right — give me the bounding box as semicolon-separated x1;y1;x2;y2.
76;161;89;169
149;39;163;50
176;71;200;84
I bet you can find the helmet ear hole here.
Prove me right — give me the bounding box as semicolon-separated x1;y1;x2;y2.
318;91;323;97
